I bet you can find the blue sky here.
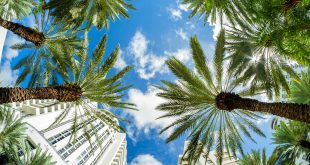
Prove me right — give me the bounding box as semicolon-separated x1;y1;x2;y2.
0;0;278;164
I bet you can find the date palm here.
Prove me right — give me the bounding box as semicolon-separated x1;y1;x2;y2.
12;10;82;87
156;30;266;164
226;22;301;99
289;68;310;105
0;32;135;140
157;30;310;164
238;148;281;165
272;121;310;164
45;0;135;30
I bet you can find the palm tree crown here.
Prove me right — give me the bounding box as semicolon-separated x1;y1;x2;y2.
156;30;265;164
12;11;82;87
0;0;33;20
46;0;135;29
272;121;310;164
289;68;310;105
238;148;281;165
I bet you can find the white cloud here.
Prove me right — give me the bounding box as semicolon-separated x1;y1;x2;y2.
128;31;191;80
4;32;24;60
125;86;171;134
0;61;18;86
178;4;190;12
167;8;182;21
175;28;188;40
130;154;163;165
164;48;191;63
114;49;127;70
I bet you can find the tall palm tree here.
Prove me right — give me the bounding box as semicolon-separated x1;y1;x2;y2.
272;121;310;164
238;148;281;165
226;22;303;99
0;32;135;137
156;30;266;164
156;30;310;164
289;68;310;105
12;10;82;87
0;106;27;154
45;0;135;30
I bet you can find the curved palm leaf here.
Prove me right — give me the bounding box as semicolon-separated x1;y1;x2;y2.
156;30;265;164
46;0;135;29
272;121;310;164
0;0;33;20
289;68;310;105
238;148;281;165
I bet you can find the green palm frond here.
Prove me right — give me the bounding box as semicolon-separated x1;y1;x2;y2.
272;121;310;164
157;30;265;164
0;0;33;20
238;148;281;165
289;68;310;105
226;22;299;100
0;106;27;154
46;0;135;30
12;10;82;87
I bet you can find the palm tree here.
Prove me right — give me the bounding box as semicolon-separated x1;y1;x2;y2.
289;68;310;105
0;32;135;136
272;121;310;164
45;0;135;30
238;148;281;165
12;10;82;87
0;106;27;154
0;0;33;20
226;22;302;100
156;30;310;164
156;30;266;164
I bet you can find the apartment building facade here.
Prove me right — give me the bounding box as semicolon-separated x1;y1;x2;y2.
10;99;127;165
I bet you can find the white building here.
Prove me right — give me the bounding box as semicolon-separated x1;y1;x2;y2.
10;99;127;165
0;27;7;62
178;141;238;165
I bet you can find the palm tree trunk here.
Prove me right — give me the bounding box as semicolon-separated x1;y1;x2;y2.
0;17;45;47
0;84;82;104
216;92;310;124
283;0;302;12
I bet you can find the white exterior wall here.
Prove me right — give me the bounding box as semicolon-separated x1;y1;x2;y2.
0;27;7;62
12;99;127;165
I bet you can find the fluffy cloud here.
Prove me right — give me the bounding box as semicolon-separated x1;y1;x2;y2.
125;86;171;134
130;154;163;165
175;28;188;40
0;27;8;62
0;61;18;86
167;8;182;21
128;31;191;80
114;49;127;70
178;4;190;12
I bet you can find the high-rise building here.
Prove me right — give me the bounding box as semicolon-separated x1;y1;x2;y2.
178;141;239;165
10;99;127;165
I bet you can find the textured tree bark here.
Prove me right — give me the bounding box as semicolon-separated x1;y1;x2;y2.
216;92;310;124
283;0;302;12
0;84;82;104
0;17;45;47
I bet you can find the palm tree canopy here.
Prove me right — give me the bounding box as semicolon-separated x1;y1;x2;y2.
0;105;27;154
156;30;265;164
0;0;33;20
289;68;310;105
226;22;300;99
12;11;82;87
45;0;135;30
238;148;281;165
272;121;310;164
